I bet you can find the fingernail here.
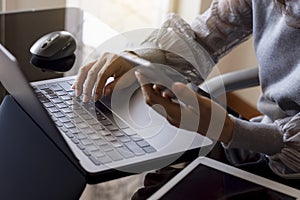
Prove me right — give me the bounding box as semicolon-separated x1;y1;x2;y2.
94;95;99;102
172;82;182;90
135;71;142;81
75;89;80;97
104;88;111;96
135;71;141;77
83;95;89;102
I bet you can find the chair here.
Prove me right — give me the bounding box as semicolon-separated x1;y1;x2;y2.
199;67;260;118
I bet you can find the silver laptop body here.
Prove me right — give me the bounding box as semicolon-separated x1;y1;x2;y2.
0;43;212;176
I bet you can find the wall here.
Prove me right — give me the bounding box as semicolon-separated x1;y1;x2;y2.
169;0;202;22
2;0;66;11
202;0;260;116
211;38;261;118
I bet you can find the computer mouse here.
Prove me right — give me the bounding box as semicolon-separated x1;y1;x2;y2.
30;31;77;72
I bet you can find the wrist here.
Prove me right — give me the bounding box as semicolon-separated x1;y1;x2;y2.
131;48;167;64
220;115;234;144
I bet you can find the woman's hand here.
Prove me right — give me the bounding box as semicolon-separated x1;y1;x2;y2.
135;71;234;144
72;52;135;102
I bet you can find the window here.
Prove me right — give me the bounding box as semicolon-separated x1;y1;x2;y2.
67;0;171;32
1;0;205;31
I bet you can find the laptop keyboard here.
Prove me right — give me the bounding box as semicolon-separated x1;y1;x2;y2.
33;79;156;166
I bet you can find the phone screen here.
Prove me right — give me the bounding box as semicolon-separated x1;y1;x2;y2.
162;163;297;200
120;52;210;97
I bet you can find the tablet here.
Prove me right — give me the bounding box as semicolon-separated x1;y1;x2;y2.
149;157;300;200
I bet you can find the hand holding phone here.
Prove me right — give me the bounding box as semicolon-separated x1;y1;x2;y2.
120;52;211;101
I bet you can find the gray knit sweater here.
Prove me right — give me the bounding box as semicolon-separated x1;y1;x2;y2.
134;0;300;178
191;0;300;178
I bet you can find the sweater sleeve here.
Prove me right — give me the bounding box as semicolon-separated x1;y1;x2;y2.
270;113;300;178
133;13;215;85
226;116;284;155
191;0;253;62
132;0;254;83
226;114;300;178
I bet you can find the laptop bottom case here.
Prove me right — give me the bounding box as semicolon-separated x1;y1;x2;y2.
0;96;86;200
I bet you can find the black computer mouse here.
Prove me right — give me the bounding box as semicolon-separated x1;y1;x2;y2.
30;31;77;72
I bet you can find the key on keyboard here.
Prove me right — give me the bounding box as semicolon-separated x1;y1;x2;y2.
34;80;156;166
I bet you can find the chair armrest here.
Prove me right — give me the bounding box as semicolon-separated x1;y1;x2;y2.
200;67;259;98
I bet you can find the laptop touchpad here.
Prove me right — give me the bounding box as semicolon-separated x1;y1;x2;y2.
110;89;166;129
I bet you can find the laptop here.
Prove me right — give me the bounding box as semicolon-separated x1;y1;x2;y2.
150;157;300;200
0;43;212;182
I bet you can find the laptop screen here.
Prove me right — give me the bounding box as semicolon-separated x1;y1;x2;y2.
161;163;297;200
0;43;81;167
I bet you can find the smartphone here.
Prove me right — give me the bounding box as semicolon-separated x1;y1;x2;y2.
120;51;211;99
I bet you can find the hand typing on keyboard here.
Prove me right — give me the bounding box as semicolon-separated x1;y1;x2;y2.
35;81;156;166
72;52;136;102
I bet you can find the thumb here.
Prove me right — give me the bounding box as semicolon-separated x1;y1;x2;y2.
172;82;201;108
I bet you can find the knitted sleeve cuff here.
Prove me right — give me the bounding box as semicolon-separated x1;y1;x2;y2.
224;115;284;155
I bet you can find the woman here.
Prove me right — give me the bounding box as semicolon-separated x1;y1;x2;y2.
72;0;300;196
